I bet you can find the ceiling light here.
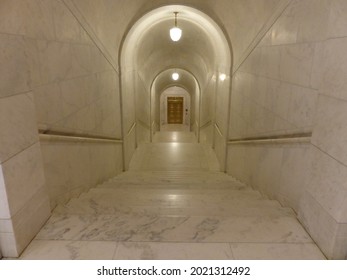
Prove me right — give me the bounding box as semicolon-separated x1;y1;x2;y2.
219;73;227;81
172;72;179;80
170;12;182;42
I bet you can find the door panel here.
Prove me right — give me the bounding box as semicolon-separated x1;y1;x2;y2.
167;97;184;124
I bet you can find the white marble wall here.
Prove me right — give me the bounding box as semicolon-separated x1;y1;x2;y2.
227;0;347;259
199;71;231;171
33;0;123;206
0;0;54;258
0;0;124;257
136;72;151;145
121;69;137;170
40;139;123;209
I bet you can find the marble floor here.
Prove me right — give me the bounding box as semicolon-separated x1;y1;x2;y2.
19;130;326;260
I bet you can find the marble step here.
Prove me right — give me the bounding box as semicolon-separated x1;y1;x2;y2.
98;182;247;190
90;185;256;196
108;172;240;181
59;196;282;214
106;171;242;185
54;200;294;217
74;188;269;206
56;189;285;216
36;214;312;244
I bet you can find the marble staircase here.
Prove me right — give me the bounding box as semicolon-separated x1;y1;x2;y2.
19;136;326;259
22;168;325;259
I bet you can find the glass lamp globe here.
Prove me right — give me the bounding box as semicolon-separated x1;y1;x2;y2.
172;72;180;80
170;27;182;42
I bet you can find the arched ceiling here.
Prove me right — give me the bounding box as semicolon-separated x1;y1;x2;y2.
152;68;198;97
121;5;232;91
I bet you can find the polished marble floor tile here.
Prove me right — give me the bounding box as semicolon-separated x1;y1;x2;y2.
129;143;219;172
114;242;234;260
20;240;117;260
229;243;326;260
36;214;312;244
153;131;197;143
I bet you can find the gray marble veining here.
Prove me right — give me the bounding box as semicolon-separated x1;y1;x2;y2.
21;132;324;259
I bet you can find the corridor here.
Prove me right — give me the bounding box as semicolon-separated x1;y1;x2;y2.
1;0;347;260
19;128;324;260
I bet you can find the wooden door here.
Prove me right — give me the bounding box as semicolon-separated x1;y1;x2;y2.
167;97;184;124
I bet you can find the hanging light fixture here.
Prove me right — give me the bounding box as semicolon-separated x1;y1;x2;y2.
219;73;227;81
170;12;182;42
172;72;180;81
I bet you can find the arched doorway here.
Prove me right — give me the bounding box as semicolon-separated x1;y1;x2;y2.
160;86;191;129
119;5;232;170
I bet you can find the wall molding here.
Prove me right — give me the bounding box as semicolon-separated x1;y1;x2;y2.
39;134;122;144
39;126;122;144
127;122;137;136
62;0;119;73
228;132;312;145
214;123;223;138
233;0;293;73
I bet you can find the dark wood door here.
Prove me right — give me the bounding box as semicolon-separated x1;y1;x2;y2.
167;97;184;124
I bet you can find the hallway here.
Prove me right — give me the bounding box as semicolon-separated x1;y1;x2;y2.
19;130;324;260
1;0;347;260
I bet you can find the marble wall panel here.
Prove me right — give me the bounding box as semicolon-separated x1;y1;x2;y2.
33;83;63;126
314;38;347;102
213;127;226;172
135;73;151;144
268;0;330;46
306;146;347;224
215;77;231;136
295;0;330;43
0;93;39;163
229;110;248;140
226;145;247;183
0;232;17;257
40;142;70;208
259;46;281;80
0;143;46;219
227;0;347;259
269;2;299;46
312;96;347;166
122;70;136;133
229;72;317;140
0;187;50;257
0;35;41;97
251;146;283;199
299;191;347;259
9;187;51;257
278;143;312;212
90;45;114;73
227;142;312;213
0;0;56;40
0;167;11;219
60;76;89;118
89;143;123;187
199;124;213;146
136;123;151;146
286;86;318;130
124;129;136;171
0;0;122;258
71;0;130;64
40;140;123;209
51;0;91;44
200;77;216;128
33;71;121;138
327;0;347;39
279;43;315;87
